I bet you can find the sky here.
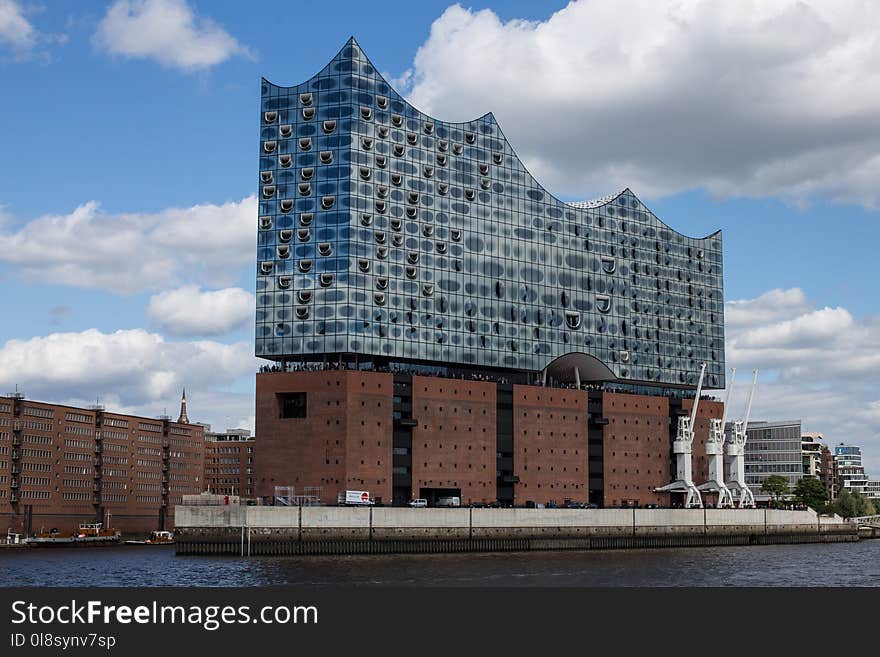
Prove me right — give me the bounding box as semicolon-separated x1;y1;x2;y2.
1;0;879;475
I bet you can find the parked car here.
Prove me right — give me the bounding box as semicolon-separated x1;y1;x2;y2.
408;498;427;508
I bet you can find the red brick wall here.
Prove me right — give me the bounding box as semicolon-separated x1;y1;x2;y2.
602;392;671;507
410;377;496;505
255;371;393;505
513;386;589;505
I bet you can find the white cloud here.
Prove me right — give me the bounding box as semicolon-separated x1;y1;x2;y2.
724;288;880;475
0;328;257;407
93;0;250;72
0;196;256;294
400;1;880;206
0;0;34;53
148;285;254;336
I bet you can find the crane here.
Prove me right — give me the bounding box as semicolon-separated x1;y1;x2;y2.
725;369;758;508
698;367;735;507
656;362;706;508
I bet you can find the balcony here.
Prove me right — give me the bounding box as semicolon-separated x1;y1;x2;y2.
93;458;102;466
11;436;21;446
92;495;101;505
10;480;19;488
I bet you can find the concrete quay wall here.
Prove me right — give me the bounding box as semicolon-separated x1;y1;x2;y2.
174;507;856;555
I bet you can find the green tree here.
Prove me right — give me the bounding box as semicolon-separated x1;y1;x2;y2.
792;476;828;510
761;475;790;502
835;490;878;517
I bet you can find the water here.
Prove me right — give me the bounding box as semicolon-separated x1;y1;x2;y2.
1;541;878;587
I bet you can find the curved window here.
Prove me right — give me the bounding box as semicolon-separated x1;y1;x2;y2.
374;231;386;244
263;141;276;154
480;178;491;190
596;295;612;313
317;242;332;256
260;171;273;184
565;311;581;329
492;152;503;165
276;245;290;259
301;167;314;180
407;252;419;264
424;122;434;134
393;144;405;157
297;290;312;304
422;224;434;237
376;95;388;109
391;173;402;186
299;137;312;151
408;192;419;205
295;307;309;319
423;165;434;178
464;189;475;201
437;140;448;152
297;228;310;242
321;196;335;209
619;350;630;363
376;155;387;168
464;131;475;144
390;218;401;231
358;259;370;272
264;111;277;124
422;283;434;296
391;233;404;246
452;143;463;155
437;154;447;166
405;266;417;279
478;163;489;175
260;261;273;274
319;150;333;164
436;241;447;254
601;257;616;274
298;259;312;273
279;229;292;243
302;107;315;120
360;213;373;226
362;136;373;150
376;277;388;290
259;216;272;230
359;167;371;180
405;206;417;219
376;246;388;259
299;92;312;106
375;200;387;213
298;183;311;196
278;275;291;289
279;124;292;138
279;199;293;213
450;229;462;241
438;183;448;195
391;114;403;127
377;126;389;138
406;133;417;145
262;185;276;198
322;120;336;133
374;292;386;306
377;185;389;199
360;106;372;120
300;213;313;226
279;154;292;168
319;273;334;287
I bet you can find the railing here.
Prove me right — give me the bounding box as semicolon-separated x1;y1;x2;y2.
852;515;880;527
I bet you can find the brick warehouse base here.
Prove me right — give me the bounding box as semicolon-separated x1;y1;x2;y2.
255;370;722;508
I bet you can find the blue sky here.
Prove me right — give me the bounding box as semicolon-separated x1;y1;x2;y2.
1;0;879;474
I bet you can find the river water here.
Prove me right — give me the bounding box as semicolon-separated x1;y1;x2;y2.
1;540;878;587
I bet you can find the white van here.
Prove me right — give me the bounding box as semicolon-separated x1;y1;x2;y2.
408;498;427;508
435;496;461;508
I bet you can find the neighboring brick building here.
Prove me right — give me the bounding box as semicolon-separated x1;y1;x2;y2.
203;427;256;497
0;392;204;536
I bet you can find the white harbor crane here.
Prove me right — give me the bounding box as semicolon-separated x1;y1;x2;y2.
697;367;736;508
725;369;758;508
656;362;707;508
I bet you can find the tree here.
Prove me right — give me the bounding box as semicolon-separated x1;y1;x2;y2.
761;475;790;502
834;490;858;518
792;476;828;510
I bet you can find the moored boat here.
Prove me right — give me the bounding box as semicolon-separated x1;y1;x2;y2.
124;530;174;545
74;522;121;544
25;528;75;546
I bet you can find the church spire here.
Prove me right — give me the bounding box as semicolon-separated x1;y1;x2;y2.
177;387;189;424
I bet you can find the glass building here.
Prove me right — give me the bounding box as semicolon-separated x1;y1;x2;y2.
740;420;804;498
255;38;725;390
834;444;867;495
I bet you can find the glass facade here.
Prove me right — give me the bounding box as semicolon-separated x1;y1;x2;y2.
255;38;725;388
742;421;803;495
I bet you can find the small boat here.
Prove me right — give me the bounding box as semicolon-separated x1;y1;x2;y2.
25;528;75;546
125;530;174;545
74;522;121;544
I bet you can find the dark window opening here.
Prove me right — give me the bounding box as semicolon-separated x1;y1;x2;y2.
278;392;307;418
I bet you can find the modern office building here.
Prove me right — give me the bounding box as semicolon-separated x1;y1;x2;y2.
863;479;880;501
740;420;803;501
203;427;256;497
834;444;868;496
801;432;825;478
0;391;204;535
255;38;726;507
